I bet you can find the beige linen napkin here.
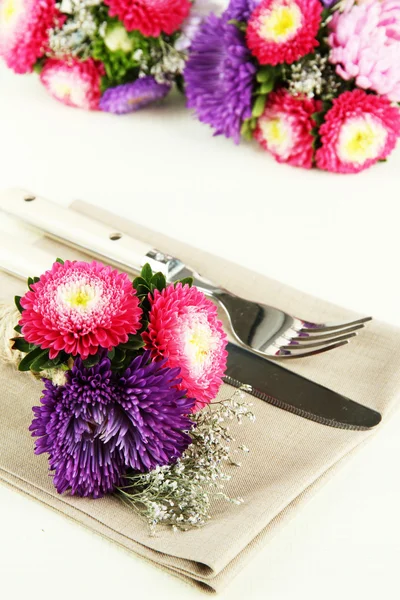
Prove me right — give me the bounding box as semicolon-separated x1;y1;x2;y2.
1;203;400;593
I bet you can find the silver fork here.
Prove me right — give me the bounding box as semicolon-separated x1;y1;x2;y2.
165;263;371;358
0;188;372;359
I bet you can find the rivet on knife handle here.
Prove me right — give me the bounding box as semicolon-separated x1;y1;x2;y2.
0;188;183;279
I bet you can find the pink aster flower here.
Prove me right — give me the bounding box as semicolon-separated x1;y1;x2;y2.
329;0;400;102
254;88;322;168
40;58;103;110
316;89;400;174
246;0;322;66
0;0;57;74
20;260;142;360
104;0;191;38
143;283;228;412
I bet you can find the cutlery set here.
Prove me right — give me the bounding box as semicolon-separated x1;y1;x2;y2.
0;188;381;431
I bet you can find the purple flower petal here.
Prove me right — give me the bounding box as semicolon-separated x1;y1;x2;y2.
100;77;171;115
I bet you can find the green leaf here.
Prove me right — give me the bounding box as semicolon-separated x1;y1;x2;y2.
256;67;274;83
111;347;127;365
258;80;274;95
108;348;116;361
252;95;267;118
140;263;153;284
176;277;193;287
18;347;47;372
14;296;23;314
83;354;101;368
227;19;247;32
241;119;255;141
11;337;35;353
151;272;167;292
55;258;64;265
14;324;22;334
135;284;151;297
27;276;40;291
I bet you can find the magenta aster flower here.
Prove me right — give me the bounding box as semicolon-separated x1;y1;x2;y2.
0;0;57;74
104;0;191;38
316;89;400;174
143;283;228;412
30;353;195;498
254;89;321;168
329;0;400;103
20;260;142;360
246;0;322;66
40;58;103;110
100;77;171;114
184;13;256;143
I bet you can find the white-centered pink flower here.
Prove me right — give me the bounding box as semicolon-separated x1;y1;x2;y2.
20;260;142;360
254;88;322;169
40;58;103;110
316;89;400;174
0;0;57;73
329;0;400;102
143;283;228;412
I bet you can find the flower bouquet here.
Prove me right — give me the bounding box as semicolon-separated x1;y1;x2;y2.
185;0;400;173
4;258;254;531
0;0;206;113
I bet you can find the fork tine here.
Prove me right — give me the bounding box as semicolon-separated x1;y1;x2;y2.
281;331;357;351
295;323;365;341
301;316;372;334
275;340;349;359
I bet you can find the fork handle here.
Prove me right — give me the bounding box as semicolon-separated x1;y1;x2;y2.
0;188;184;279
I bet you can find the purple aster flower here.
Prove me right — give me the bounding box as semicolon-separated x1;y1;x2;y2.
225;0;262;21
99;77;171;115
184;13;256;143
320;0;339;7
30;352;195;498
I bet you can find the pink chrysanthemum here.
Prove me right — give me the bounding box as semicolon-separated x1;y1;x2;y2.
142;283;228;412
315;89;400;174
329;0;400;103
0;0;57;74
20;260;142;360
104;0;191;38
254;88;321;168
40;58;103;110
246;0;322;66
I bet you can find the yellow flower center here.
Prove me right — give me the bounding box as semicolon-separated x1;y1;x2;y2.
259;114;293;157
53;81;72;99
60;283;99;311
1;0;18;23
259;1;302;43
188;328;211;364
338;117;388;165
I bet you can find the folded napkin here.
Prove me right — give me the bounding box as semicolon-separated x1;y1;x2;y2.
1;203;400;593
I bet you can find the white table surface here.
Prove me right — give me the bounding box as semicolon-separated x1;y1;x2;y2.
0;62;399;600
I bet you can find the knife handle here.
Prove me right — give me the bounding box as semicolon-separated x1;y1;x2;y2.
0;188;181;278
0;233;53;280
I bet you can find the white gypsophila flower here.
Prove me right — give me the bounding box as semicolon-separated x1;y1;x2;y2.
118;387;255;532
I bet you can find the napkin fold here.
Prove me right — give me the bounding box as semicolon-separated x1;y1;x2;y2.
1;203;399;593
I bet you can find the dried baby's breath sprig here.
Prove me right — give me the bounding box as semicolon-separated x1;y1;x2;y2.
48;0;103;58
117;387;255;534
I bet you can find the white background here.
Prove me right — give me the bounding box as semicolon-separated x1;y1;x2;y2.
0;62;399;599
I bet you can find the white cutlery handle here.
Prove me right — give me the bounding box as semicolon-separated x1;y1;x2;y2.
0;188;170;275
0;233;54;280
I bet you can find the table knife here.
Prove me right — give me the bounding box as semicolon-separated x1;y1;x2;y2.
0;227;382;431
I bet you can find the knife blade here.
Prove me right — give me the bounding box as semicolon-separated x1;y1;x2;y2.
0;198;382;431
225;343;381;431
